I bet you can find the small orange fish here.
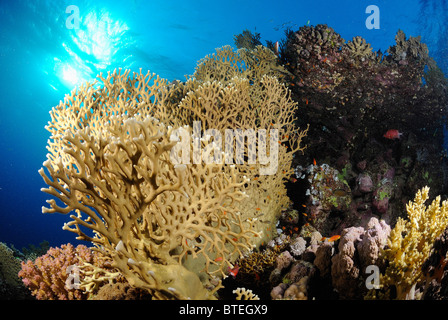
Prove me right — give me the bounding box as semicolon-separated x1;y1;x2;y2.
293;227;299;232
232;237;237;241
254;177;259;181
321;235;341;242
313;158;317;166
256;207;261;211
304;223;309;227
302;212;307;217
328;235;341;242
228;265;239;277
305;98;309;105
215;256;223;262
302;204;307;208
291;177;297;183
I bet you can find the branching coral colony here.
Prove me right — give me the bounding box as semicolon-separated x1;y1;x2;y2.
38;46;308;299
367;187;448;300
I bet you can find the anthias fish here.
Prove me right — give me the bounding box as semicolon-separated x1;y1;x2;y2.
383;129;403;140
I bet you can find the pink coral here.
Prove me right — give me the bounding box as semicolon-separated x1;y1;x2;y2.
356;173;373;193
331;226;364;299
357;217;391;268
276;251;294;270
18;243;102;300
330;217;391;299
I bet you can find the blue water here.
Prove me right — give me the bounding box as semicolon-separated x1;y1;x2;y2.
0;0;446;250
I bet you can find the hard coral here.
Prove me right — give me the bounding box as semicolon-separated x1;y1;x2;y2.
40;111;255;299
377;187;448;299
346;36;375;60
39;46;307;299
331;217;390;299
18;244;105;300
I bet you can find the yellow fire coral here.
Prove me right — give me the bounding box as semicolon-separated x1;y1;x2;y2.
40;113;257;299
171;46;308;245
194;44;289;85
39;45;307;299
377;186;448;299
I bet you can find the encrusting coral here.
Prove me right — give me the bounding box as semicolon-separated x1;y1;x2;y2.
38;45;307;299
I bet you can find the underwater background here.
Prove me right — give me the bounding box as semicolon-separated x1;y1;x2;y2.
0;0;447;283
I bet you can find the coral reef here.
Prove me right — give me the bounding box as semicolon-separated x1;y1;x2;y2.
21;23;448;301
278;24;448;259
